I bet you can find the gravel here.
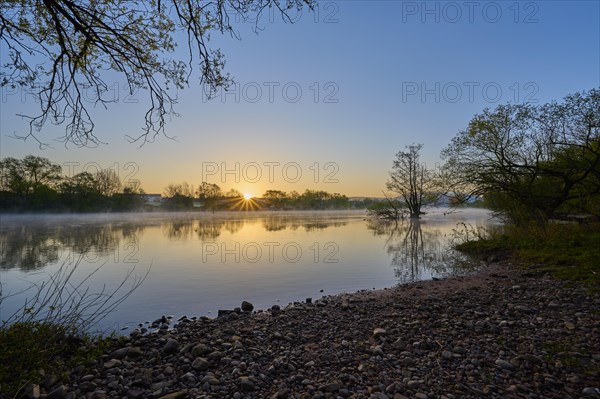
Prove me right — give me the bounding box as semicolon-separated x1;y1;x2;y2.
26;262;600;399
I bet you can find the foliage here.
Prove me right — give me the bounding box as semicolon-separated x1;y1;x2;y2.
262;189;350;210
443;88;600;225
263;189;289;208
0;155;62;206
0;258;145;397
367;196;407;219
386;144;445;218
454;222;600;287
0;320;113;398
0;155;145;211
0;0;315;146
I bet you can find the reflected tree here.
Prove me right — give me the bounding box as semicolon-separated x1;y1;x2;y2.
367;219;474;283
0;223;144;270
161;219;244;240
0;228;60;270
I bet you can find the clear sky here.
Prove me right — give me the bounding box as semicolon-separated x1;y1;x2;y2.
1;1;599;197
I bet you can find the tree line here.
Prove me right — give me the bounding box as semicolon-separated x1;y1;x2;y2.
0;157;365;212
0;156;144;211
160;184;357;210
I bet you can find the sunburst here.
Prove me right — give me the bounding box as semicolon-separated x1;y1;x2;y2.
224;194;261;211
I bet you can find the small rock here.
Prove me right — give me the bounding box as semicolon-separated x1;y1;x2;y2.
407;380;419;389
565;321;576;330
40;374;58;389
192;343;210;356
88;391;108;399
240;377;255;392
103;359;122;369
373;328;387;338
201;376;220;385
157;391;188;399
127;390;144;399
109;347;130;359
241;301;254;312
326;382;341;392
24;384;40;399
218;309;234;317
46;385;66;399
495;359;515;370
163;339;179;355
582;388;599;397
192;357;210;371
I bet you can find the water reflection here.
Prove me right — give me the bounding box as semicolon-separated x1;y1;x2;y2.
261;215;347;232
161;220;245;240
367;218;478;283
0;227;60;270
0;215;350;270
0;224;144;271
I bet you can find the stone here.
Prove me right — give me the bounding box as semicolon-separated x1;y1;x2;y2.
127;390;144;399
108;347;130;359
163;339;179;355
192;343;210;356
373;328;387;338
565;321;576;330
88;391;108;399
157;391;189;399
371;345;384;356
495;359;515;370
582;388;599;397
201;376;220;385
407;380;420;389
24;384;40;399
40;374;58;389
326;382;341;392
192;357;210;371
240;377;255;391
441;350;453;360
46;385;67;399
241;301;254;312
103;359;122;369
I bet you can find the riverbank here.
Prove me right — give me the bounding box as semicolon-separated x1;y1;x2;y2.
20;261;599;399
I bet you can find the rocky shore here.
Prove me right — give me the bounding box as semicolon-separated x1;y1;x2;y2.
31;262;600;399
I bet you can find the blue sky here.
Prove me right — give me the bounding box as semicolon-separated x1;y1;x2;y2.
1;1;599;196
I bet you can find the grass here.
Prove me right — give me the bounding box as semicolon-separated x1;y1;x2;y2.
0;322;117;397
453;221;600;287
0;258;147;398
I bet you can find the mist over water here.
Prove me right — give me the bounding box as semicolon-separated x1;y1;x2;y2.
0;209;497;332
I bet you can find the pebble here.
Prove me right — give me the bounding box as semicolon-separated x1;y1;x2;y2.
495;359;516;370
241;301;254;312
162;339;179;355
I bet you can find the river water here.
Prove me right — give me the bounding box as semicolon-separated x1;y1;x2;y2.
0;208;496;332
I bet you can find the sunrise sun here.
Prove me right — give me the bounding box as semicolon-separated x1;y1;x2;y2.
243;193;253;200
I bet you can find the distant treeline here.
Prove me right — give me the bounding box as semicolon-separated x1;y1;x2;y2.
159;183;374;210
0;156;377;212
0;156;145;212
